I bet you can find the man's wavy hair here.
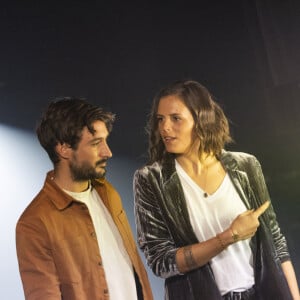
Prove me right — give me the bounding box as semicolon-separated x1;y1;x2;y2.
36;97;115;165
147;80;232;164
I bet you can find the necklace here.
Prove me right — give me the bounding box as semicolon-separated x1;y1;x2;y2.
201;157;218;198
202;165;209;198
202;166;209;198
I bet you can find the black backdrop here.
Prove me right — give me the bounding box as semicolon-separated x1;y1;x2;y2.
1;0;299;287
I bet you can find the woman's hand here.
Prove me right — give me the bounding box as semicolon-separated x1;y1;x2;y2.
230;200;270;242
177;200;271;273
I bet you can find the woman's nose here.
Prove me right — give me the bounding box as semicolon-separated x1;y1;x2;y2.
160;119;171;132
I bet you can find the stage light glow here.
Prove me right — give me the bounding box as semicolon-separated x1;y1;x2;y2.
0;124;51;299
0;124;163;300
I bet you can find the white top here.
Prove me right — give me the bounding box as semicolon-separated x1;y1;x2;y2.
175;160;254;295
65;185;138;300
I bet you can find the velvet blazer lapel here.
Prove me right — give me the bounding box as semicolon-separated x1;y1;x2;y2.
160;156;199;247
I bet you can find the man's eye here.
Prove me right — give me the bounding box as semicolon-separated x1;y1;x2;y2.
91;141;100;146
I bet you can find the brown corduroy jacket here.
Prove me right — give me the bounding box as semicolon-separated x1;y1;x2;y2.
16;171;153;300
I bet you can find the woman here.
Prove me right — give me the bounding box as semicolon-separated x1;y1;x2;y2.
133;80;299;299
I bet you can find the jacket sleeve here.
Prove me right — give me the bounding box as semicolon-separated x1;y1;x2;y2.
133;168;182;279
246;155;290;262
16;217;61;300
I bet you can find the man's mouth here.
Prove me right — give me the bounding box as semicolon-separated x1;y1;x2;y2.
96;159;107;167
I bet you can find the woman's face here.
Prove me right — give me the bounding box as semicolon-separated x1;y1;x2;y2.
157;95;196;155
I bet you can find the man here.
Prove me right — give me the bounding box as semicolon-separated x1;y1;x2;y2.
16;98;153;300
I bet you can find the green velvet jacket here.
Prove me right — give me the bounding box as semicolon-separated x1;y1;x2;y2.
134;150;292;300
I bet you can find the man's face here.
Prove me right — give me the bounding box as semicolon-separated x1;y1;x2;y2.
69;120;112;181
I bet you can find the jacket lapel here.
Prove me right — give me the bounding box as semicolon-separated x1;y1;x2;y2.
161;157;199;246
220;152;253;210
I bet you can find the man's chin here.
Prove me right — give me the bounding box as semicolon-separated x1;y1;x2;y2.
94;171;106;179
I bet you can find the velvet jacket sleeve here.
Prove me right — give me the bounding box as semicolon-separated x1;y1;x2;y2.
134;165;182;279
237;153;290;262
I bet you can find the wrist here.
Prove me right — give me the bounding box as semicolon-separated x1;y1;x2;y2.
217;229;236;248
216;234;227;250
230;228;239;243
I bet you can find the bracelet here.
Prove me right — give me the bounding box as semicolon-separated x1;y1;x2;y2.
230;228;239;242
216;234;227;250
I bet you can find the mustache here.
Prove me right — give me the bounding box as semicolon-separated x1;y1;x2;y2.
96;159;108;166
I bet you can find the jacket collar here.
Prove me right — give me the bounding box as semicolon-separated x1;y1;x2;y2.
219;149;240;172
160;150;252;211
220;150;253;210
161;154;177;184
43;171;107;210
161;150;239;181
160;154;199;245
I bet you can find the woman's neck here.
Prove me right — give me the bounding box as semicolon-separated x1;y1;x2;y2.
176;152;218;176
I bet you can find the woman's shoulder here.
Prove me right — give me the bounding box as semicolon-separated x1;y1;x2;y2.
221;150;259;167
135;161;163;176
134;155;177;183
222;149;256;159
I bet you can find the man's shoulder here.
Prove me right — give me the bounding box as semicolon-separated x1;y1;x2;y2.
17;188;53;225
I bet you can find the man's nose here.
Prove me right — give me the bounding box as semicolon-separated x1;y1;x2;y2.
100;142;112;158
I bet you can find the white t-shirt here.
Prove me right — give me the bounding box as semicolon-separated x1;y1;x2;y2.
65;185;138;300
175;160;254;295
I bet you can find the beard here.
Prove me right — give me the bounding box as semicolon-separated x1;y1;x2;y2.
69;157;108;181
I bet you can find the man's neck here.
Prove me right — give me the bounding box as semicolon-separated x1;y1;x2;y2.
53;169;89;193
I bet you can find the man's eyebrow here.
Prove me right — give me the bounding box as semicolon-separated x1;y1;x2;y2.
89;137;103;143
90;135;109;142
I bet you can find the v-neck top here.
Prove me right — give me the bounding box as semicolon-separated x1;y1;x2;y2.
175;159;254;295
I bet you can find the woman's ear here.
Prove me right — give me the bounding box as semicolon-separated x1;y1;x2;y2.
55;143;72;160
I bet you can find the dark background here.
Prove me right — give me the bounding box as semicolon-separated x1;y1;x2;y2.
1;0;299;289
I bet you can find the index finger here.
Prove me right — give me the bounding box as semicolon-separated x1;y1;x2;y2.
253;200;270;218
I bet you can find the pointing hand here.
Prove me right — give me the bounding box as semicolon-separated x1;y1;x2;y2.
230;200;270;241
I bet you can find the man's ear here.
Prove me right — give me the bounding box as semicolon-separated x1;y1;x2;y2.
55;143;72;160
